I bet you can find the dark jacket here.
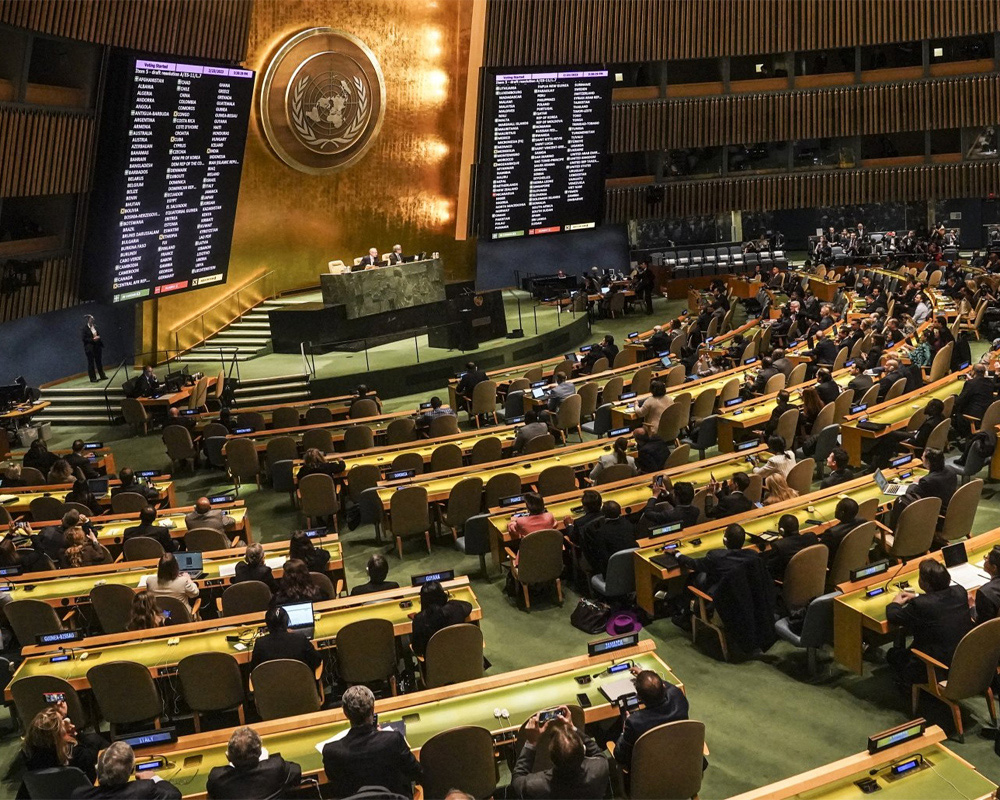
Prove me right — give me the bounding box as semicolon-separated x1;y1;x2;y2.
297;548;331;574
510;732;609;799
582;517;637;577
815;379;841;405
112;482;160;503
886;585;973;667
614;684;690;768
713;554;777;652
762;532;820;581
250;629;322;672
677;547;760;595
66;452;99;480
954;376;996;421
350;580;400;596
903;468;957;513
411;599;473;657
707;490;753;520
71;780;182;799
975;577;1000;623
456;369;489;399
820;468;855;489
206;754;302;800
233;561;277;592
811;339;839;366
847;373;873;395
122;523;178;553
877;369;907;401
818;519;864;567
642;497;700;529
636;437;671;473
322;724;421;799
764;403;797;437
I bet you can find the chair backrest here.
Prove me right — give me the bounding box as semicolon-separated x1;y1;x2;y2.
89;583;135;634
832;346;848;372
787;362;808;387
812;424;842;467
537;464;576;496
444;477;485;529
717;378;740;405
29;495;64;521
177;651;245;713
155;596;194;624
120;398;149;428
87;660;162;725
299;473;339;518
469;436;503;465
943;618;1000;700
265;436;299;467
577;382;600;419
429;414;461;438
203;422;229;439
744;473;763;504
301;427;335;453
924;418;951;452
389;485;430;537
656;401;686;442
385;417;417;445
5;599;63;646
929;342;953;383
663;364;686;387
940;479;983;542
630;366;654;395
204;436;228;469
811;402;836;436
123;535;165;562
978;400;1000;436
884;378;907;402
630;720;706;800
251;659;321;720
763;372;786;395
163;425;196;460
665;442;690;469
110;491;149;514
430;442;464;472
590;356;610;374
420;725;496;799
504;389;526;421
555;393;582;433
390;451;424;474
221;580;273;616
223;438;260;481
348;464;382;502
522;366;543;382
890;496;942;559
797;591;841;649
270;406;300;430
185;527;230;552
304;406;333;425
19;466;45;485
424;623;485;688
600;547;638;596
596;463;637;485
349;399;379;419
523;433;555;454
336;618;396;684
470;380;498;416
775;408;800;446
310;571;336;600
485;472;522;508
21;767;92;800
785;457;814;496
691;387;717;421
10;676;88;732
783;544;829;611
827;521;877;588
601;375;623;402
271;460;296;494
516;528;563;585
343;425;375;452
832;389;855;423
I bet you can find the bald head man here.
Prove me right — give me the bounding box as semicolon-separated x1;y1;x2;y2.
184;496;235;540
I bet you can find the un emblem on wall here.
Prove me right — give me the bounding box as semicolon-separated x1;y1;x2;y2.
259;28;386;174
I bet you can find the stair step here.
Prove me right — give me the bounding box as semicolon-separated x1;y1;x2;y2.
234;390;311;404
43;387;126;396
37;403;119;412
237;373;309;387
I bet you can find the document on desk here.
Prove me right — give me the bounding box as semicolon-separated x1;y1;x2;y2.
949;562;990;592
599;675;637;703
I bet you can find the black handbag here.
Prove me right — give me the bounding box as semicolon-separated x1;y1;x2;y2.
570;598;611;634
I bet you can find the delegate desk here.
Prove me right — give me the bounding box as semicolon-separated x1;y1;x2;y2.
191;393;368;430
0;401;50;426
7;446;116;476
0;534;343;609
631;465;922;615
10;578;479;696
839;370;970;467
138;378;217;411
523;358;666;415
485;444;769;565
228;408;418;453
833;528;1000;675
730;724;996;800
1;478;177;516
446;355;572;410
131;639;679;798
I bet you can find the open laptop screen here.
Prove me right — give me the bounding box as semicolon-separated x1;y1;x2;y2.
281;601;313;629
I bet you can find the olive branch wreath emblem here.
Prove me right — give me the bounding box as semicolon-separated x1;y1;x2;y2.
290;74;368;149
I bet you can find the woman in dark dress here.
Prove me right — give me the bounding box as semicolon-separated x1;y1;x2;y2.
288;530;331;573
273;558;327;605
410;581;473;658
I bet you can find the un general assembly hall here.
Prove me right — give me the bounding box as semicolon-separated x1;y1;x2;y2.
4;0;1000;797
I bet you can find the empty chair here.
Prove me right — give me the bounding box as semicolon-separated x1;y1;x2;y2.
419;726;496;800
265;436;299;471
689;415;718;460
87;661;162;735
859;384;880;407
423;623;485;688
429;414;461;438
630;366;654;396
185;527;231;552
485;472;521;508
582;402;613;437
938;479;983;542
223;438;261;492
387;485;431;557
110;491;148;514
220;580;272;616
239;411;267;432
503;390;526;422
163;425;199;472
469;436;502;465
536;465;576;497
782;544;829;613
591;547;637;599
304;406;333;425
590;356;610;374
884;378;907;402
456;513;493;579
89;584;135;635
385;417;417;444
177;651;246;732
437;477;484;542
430;442;464;472
343;425;375;452
29;495;63;522
774;408;800;447
120;398;150;436
629;720;706;800
826;521;877;590
271;459;296;502
204;436;228;470
785;458;815;496
523;433;556;454
349;399;378;419
611;347;629;367
882;497;941;561
270;406;300;430
19;466;46;485
298;473;340;529
689;387;717;425
123;536;164;562
593;463;636;485
601;375;624;402
775;591;840;675
301;427;335;453
717;378;740;406
787;362;808;387
4;599;64;648
336;618;397;692
469;380;499;427
664;443;690;468
656;401;686;444
504;528;563;610
522;366;543;382
390;451;424;475
832;389;855;423
810;403;835;436
763;372;786;395
552;394;583;443
251;659;322;720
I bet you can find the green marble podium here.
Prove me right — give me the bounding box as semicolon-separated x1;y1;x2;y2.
320;257;445;319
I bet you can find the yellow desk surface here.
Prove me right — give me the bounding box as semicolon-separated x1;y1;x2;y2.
191;393;362;430
7;446;116;475
2;479;177;515
10;579;479;695
84;505;250;548
832;528;1000;674
227;409;418;451
632;466;922;615
838;371;970;466
1;534;341;608
136;640;678;798
730;726;996;800
609;365;753;427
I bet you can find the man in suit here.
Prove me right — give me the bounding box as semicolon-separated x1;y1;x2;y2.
646;325;671;355
510;706;608;799
561;489;603;545
600;334;619;365
184;497;235;539
581;501;637;578
893;448;957;520
876;359;906;402
206;727;301;799
386;244;406;264
65;439;99;480
763;390;797;438
814;368;841;404
614;669;690;770
633;260;655;314
113;468;161;503
511;410;550;455
81;314;107;383
846;362;873;396
632;428;671;474
250;606;322;672
455;361;489;411
770;348;793;378
705;472;754;519
886;559;973;684
359;247;381;268
807;331;839;368
323;685;421;798
818;497;863;567
953;364;997;440
71;742;181;799
746;356;779;396
137;365;160;398
974;546;1000;623
761;514;819;581
677;523;760;595
122;506;178;553
641;480;700;529
820;448;855;489
350;554;400;596
544;372;576;417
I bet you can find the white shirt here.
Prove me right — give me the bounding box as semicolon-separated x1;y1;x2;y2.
912;302;930;324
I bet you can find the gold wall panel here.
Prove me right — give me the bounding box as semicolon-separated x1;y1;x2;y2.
150;0;475;356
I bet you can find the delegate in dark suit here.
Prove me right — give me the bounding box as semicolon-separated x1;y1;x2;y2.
641;497;700;529
122;523;178;553
81;317;107;383
582;517;637;577
614;683;690;768
706;490;753;520
818;519;863;567
762;531;820;580
322;725;421;799
206;755;301;800
71;780;182;799
250;629;322;672
677;548;760;595
358;254;381;267
953;372;997;438
455;368;489;405
510;731;609;799
887;584;972;682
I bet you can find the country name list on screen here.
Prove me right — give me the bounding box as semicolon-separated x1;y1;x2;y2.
487;69;611;240
112;59;253;303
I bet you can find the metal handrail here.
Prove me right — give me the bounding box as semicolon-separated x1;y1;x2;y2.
171;270;276;357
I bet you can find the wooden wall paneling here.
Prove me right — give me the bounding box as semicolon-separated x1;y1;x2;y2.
0;109;94;198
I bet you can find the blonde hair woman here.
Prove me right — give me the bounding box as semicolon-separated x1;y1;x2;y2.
763;473;799;506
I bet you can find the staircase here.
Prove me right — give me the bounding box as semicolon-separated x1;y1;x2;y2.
233;373;311;406
35;384;126;427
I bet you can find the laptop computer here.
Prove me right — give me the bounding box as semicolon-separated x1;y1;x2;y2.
174;552;206;580
874;468;909;497
280;601;315;638
943;542;990;591
87;478;109;498
531;387;546;399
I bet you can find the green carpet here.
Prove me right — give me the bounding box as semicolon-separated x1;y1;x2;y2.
4;294;1000;798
